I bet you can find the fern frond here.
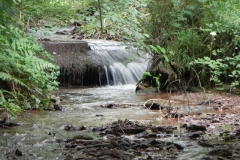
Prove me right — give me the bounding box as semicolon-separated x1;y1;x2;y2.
0;72;30;90
26;56;55;70
0;89;6;102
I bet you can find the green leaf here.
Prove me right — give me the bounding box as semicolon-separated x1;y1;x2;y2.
156;45;166;54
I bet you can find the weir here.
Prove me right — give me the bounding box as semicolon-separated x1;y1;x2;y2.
42;40;149;86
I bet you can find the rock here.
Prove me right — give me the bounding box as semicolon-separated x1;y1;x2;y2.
187;131;204;139
64;154;73;160
96;114;104;116
92;126;104;132
135;82;159;94
64;125;74;131
15;149;23;156
208;149;232;157
186;124;207;131
65;144;77;148
106;104;113;108
235;129;240;136
166;144;180;153
198;139;214;147
140;138;159;147
55;27;77;35
73;134;94;140
135;130;148;138
50;94;63;111
0;109;8;124
200;157;212;160
109;140;119;148
100;101;115;108
166;142;184;150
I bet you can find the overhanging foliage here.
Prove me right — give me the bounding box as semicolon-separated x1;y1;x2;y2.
0;0;59;115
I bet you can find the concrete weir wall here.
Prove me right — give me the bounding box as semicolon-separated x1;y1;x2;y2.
42;41;103;86
42;41;89;53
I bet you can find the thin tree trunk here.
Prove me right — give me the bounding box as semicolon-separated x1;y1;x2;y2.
98;0;103;34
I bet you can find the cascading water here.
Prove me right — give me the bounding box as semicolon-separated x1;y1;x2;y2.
86;40;149;86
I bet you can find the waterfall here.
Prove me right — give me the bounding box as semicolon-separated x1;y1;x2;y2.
86;40;149;85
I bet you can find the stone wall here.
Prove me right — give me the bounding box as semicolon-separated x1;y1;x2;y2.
41;41;103;86
42;41;89;54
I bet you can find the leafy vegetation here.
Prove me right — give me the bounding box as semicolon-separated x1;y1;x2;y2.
0;0;59;116
16;0;81;26
140;0;240;92
1;0;239;117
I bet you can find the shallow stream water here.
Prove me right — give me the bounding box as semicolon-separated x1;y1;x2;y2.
0;85;224;160
0;85;169;160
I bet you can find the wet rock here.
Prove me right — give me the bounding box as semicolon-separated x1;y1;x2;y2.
106;104;113;108
208;149;232;157
146;103;160;110
100;149;123;159
75;154;87;159
135;82;149;93
146;147;161;152
73;135;94;140
186;124;207;132
64;153;73;160
0;122;20;128
15;149;23;156
101;104;114;108
77;125;87;131
97;155;113;160
135;130;148;138
112;128;146;135
119;140;130;147
92;126;105;132
218;156;230;160
166;142;184;150
235;129;240;136
168;113;184;118
0;109;8;124
166;144;180;153
200;157;212;160
63;125;86;131
65;144;77;148
211;118;220;123
109;140;119;148
64;125;75;131
198;139;214;148
96;114;104;116
140;138;158;147
180;123;188;128
50;94;63;111
187;131;204;139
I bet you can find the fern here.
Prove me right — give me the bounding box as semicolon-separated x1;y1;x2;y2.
25;56;55;70
0;72;30;90
0;1;59;116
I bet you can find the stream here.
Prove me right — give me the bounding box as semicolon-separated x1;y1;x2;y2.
1;29;239;160
0;85;171;160
1;85;240;160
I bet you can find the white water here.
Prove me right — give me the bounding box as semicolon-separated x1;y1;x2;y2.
86;40;150;85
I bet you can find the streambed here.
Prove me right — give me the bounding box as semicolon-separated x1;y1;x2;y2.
1;85;240;160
